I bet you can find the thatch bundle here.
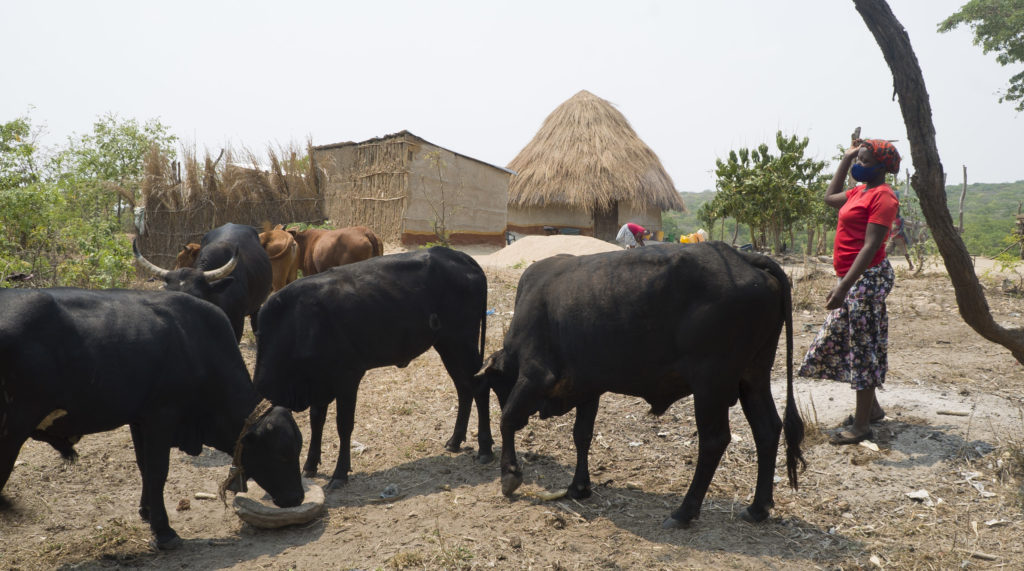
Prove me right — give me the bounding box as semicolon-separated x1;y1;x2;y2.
507;90;685;214
137;142;323;267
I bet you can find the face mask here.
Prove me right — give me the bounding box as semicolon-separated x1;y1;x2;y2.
850;162;884;182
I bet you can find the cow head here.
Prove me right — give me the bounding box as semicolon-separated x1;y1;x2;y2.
231;406;304;507
174;243;202;269
133;239;237;301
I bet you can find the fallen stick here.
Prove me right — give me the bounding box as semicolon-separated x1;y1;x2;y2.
937;410;970;416
955;548;998;561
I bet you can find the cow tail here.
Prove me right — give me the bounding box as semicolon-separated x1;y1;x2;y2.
752;255;805;490
774;260;806;490
478;282;487;368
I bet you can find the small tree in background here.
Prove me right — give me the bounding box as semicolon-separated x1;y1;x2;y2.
711;131;826;253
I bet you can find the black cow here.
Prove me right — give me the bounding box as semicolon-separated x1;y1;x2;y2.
254;247;489;491
0;288;304;549
133;223;272;342
476;242;805;529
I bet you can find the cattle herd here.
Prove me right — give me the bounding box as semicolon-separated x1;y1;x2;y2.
0;223;804;549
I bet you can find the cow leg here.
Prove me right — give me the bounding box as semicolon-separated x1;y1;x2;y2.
327;377;362;492
663;399;731;529
566;397;599;499
136;428;180;549
499;374;545;497
303;403;328;478
129;424;151;522
437;342;494;463
472;385;495;464
0;427;31;507
737;379;782;523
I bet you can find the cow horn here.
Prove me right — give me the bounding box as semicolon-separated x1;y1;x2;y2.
203;256;237;282
132;240;171;279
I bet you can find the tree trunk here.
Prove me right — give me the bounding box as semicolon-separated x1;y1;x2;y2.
854;0;1024;363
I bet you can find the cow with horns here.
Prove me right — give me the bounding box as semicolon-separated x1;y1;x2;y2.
133;223;272;342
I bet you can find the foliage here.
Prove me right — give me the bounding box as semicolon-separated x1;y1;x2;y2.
0;115;42;189
938;0;1024;112
1;112;176;288
707;131;826;252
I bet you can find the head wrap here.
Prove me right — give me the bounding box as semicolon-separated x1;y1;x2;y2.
861;139;901;174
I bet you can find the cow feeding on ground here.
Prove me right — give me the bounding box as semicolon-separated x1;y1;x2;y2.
476;241;805;529
0;287;304;549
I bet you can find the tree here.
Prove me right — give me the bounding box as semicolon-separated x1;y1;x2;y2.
854;0;1024;363
711;131;826;252
0;115;42;189
938;0;1024;112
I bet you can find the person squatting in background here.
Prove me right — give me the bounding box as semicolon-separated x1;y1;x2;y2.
798;138;902;445
616;222;649;248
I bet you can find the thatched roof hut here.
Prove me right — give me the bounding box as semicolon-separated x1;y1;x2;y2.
506;90;685;241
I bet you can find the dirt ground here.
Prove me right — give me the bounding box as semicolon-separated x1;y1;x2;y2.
2;237;1023;570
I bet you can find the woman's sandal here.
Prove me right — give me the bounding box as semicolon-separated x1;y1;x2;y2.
842;413;885;426
830;429;874;445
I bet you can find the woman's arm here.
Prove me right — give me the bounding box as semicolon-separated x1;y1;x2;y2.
825;222;888;310
825;144;861;210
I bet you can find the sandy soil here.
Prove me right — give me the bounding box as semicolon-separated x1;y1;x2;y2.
2;237;1023;570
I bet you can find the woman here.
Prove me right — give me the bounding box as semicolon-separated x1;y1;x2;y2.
799;138;901;444
615;222;648;248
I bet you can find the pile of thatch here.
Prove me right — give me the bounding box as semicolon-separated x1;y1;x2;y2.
507;90;684;213
137;142;323;267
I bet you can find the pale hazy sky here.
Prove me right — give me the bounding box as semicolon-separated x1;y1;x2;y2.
4;1;1021;191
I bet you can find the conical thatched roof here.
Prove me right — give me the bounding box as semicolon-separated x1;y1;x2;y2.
507;90;685;213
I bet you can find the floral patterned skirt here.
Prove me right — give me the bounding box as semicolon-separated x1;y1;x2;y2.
798;259;894;390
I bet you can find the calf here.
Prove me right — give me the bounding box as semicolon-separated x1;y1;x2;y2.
476;242;805;528
254;247;490;490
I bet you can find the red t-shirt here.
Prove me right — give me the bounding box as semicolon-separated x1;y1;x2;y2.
833;184;899;277
626;223;646;237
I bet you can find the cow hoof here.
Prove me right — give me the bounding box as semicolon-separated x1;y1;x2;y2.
661;516;692;530
476;451;494;465
501;472;523;497
324;478;348;492
302;468;318;479
738;506;770;523
566;484;591;500
444;439;462;453
150;532;183;550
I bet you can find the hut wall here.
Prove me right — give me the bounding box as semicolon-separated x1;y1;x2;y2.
402;142;508;246
506;205;593;236
315;141;408;245
618;204;663;234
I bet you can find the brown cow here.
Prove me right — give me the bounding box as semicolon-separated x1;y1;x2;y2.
174;243;202;269
286;226;383;276
259;224;300;291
